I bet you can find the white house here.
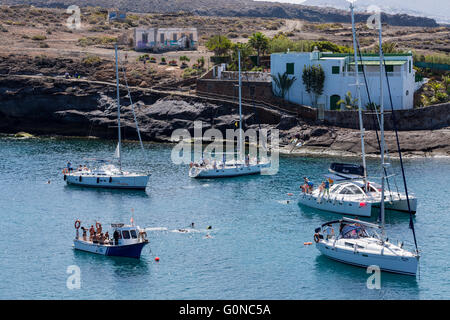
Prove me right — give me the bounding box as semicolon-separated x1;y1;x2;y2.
270;49;416;110
134;27;198;52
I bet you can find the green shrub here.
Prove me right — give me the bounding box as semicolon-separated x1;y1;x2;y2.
81;55;102;67
32;35;47;41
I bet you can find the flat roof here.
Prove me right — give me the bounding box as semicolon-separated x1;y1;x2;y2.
349;60;407;66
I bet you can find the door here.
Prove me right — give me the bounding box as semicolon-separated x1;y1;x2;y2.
330;94;341;110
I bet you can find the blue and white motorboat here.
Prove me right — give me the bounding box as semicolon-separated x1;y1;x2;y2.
73;220;149;259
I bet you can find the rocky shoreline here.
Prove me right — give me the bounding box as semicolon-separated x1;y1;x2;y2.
1;75;450;158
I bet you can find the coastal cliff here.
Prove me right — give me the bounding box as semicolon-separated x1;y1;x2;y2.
1;75;450;157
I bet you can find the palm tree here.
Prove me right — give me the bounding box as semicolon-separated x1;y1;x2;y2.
249;32;269;66
271;72;297;101
336;91;358;110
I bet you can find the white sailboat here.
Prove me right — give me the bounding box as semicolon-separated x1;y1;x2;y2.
313;3;419;276
298;4;417;216
64;45;150;190
189;50;270;179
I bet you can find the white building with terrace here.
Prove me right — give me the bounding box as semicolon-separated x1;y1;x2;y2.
270;49;417;110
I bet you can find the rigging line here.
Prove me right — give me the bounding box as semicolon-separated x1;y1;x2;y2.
382;58;418;252
355;39;398;197
119;61;147;162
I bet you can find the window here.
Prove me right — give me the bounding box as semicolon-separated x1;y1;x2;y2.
286;63;294;75
122;230;130;239
130;230;137;239
173;34;177;41
160;33;165;43
358;65;363;72
332;66;340;74
386;65;394;72
142;33;148;44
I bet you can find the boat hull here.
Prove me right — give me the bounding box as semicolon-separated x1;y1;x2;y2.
65;174;150;190
298;193;373;217
373;196;417;214
73;239;148;259
189;163;269;179
316;241;418;276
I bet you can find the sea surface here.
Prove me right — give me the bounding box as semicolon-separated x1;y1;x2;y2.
0;136;449;299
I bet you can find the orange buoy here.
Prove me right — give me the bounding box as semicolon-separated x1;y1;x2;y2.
304;242;313;245
155;257;160;262
287;193;293;196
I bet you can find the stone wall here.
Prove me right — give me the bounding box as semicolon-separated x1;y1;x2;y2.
322;102;450;131
197;78;273;101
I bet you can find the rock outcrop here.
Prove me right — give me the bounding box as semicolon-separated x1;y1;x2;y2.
1;75;450;157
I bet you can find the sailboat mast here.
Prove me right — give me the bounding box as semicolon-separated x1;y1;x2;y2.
238;49;243;161
378;12;386;237
115;44;122;172
350;2;367;187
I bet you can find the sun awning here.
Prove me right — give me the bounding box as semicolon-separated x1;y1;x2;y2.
349;60;407;66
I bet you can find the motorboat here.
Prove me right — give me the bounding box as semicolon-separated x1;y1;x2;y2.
73;220;149;259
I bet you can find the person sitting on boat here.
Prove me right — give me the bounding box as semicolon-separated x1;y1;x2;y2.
77;165;83;172
67;161;73;173
92;233;98;244
83;165;88;171
99;233;105;245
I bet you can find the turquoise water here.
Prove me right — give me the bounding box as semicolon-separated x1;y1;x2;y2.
0;136;449;299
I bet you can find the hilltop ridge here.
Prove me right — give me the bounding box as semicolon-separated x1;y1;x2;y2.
2;0;439;27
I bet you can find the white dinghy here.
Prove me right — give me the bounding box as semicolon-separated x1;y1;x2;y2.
64;45;150;190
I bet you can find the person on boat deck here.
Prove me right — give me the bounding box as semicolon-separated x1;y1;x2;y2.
67;161;73;172
222;154;226;168
104;231;110;244
96;223;102;235
77;165;83;171
212;160;217;170
113;230;120;245
92;233;98;244
307;180;314;193
81;227;87;241
324;179;330;197
89;225;95;241
300;177;308;193
245;155;250;166
83;165;88;171
318;181;325;195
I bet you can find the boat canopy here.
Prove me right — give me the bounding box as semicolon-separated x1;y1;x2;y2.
330;163;364;177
